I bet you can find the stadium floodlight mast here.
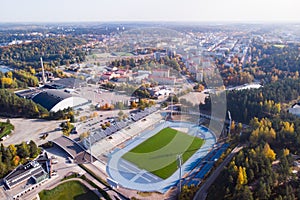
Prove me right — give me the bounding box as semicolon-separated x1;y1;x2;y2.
177;154;183;193
171;93;173;117
228;110;232;137
88;135;93;163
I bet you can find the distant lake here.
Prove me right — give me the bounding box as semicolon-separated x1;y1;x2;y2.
0;66;12;73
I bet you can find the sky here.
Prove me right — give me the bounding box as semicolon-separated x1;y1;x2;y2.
1;0;300;23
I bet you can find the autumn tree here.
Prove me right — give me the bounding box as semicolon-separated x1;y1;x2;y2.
263;143;276;161
237;166;248;186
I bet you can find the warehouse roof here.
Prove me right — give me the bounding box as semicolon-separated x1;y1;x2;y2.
44;77;86;89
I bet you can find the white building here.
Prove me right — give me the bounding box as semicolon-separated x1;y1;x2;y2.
289;104;300;117
32;90;90;112
149;75;176;85
152;69;170;78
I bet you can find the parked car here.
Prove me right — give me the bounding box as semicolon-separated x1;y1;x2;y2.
51;159;58;164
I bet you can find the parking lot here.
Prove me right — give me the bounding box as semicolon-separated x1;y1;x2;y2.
1;118;63;146
77;85;131;105
74;109;131;136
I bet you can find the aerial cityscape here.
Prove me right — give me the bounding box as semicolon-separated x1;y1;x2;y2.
0;1;300;200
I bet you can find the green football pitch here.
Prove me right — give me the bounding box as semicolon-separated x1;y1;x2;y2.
122;127;204;179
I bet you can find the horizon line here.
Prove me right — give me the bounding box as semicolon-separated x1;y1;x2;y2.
0;19;300;25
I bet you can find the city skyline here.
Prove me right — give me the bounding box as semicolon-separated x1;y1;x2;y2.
1;0;300;23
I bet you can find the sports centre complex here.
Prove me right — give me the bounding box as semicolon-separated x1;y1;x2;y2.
93;111;230;193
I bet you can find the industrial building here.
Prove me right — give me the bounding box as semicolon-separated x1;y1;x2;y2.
44;77;87;90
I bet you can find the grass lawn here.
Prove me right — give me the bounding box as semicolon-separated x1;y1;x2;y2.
39;181;98;200
122;127;204;179
0;122;14;139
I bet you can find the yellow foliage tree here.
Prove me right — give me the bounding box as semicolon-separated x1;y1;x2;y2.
29;67;36;75
12;155;20;166
80;116;87;122
250;117;260;129
274;103;281;113
90;112;98;118
1;77;13;85
6;71;13;78
263;143;276;161
250;129;259;144
79;131;90;141
269;128;276;140
281;122;294;134
237;123;243;132
237;166;247;186
230;120;236;131
283;148;290;157
131;101;138;109
8;144;17;156
249;118;276;144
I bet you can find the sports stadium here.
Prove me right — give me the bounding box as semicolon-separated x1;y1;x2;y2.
105;118;227;193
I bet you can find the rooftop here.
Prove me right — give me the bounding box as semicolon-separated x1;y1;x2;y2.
32;89;72;111
45;77;86;89
4;161;47;189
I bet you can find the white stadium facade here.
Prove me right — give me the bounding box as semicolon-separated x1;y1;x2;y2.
32;89;89;112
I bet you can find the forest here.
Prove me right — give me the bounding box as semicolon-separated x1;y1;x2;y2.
0;37;87;69
199;73;300;199
253;43;300;73
207;113;300;200
200;78;300;123
0;89;49;118
214;41;300;87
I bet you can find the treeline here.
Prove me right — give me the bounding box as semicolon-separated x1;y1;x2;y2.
0;70;39;89
0;37;87;68
200;78;300;123
109;54;186;73
0;89;49;118
0;141;39;178
207;114;300;200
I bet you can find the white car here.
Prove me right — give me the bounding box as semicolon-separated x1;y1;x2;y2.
51;159;58;164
